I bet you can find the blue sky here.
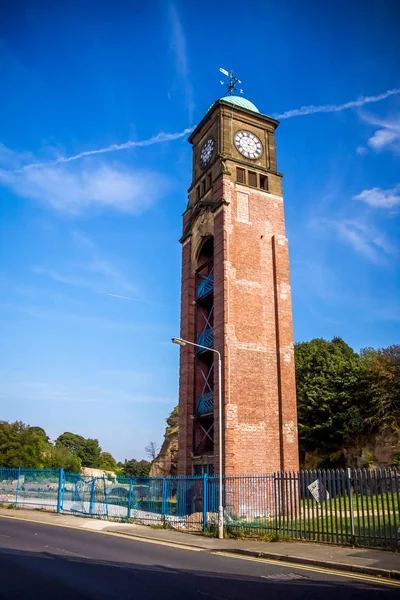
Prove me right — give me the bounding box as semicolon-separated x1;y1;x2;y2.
0;0;399;461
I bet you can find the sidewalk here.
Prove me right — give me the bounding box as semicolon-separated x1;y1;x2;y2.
1;507;399;580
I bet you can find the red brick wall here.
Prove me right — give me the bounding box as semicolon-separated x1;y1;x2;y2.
217;176;298;475
178;170;299;476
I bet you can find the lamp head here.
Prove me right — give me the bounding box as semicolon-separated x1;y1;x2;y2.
172;337;186;347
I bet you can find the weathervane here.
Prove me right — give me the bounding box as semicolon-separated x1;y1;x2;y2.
219;68;243;96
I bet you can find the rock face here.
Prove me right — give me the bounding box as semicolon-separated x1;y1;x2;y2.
346;427;400;468
81;467;116;478
150;406;178;477
303;426;400;469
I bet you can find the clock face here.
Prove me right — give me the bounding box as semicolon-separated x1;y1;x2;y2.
234;130;263;159
200;138;214;169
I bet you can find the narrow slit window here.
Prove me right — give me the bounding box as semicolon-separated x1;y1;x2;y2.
207;173;212;189
197;186;200;200
236;167;245;184
201;180;206;195
248;171;257;187
260;175;268;190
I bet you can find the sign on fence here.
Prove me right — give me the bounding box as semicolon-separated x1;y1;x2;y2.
308;479;329;503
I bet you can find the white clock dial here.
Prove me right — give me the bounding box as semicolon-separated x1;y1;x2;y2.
234;130;263;159
200;138;214;169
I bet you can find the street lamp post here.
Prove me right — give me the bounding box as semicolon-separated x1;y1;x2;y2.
172;337;224;539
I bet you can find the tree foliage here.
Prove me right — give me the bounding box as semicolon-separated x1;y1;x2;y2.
295;338;400;467
0;421;50;468
44;446;82;473
55;432;102;468
361;345;400;430
99;452;118;471
0;422;116;473
119;459;151;477
295;337;371;463
0;421;79;471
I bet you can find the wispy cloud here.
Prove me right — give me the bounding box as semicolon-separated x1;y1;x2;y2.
168;4;194;122
34;232;141;299
313;218;395;264
335;221;384;263
354;185;400;209
358;112;400;153
356;146;368;155
0;158;166;215
274;88;400;119
0;126;194;215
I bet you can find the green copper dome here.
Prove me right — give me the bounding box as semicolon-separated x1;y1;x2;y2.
209;96;260;113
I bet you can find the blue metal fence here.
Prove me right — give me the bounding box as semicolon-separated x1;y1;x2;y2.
0;468;61;511
1;467;399;549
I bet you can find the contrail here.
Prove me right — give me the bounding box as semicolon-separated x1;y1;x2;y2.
16;127;195;172
8;87;398;173
108;293;135;301
273;88;400;119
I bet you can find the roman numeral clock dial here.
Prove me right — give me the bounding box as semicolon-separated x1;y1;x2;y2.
199;138;214;169
234;130;263;159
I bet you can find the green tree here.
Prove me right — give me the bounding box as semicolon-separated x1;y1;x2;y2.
121;458;151;477
361;345;400;430
295;337;370;465
44;446;81;473
55;432;86;456
56;432;101;468
0;421;51;468
99;451;117;472
28;426;49;443
80;438;102;468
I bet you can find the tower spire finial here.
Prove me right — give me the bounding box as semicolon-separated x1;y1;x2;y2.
219;68;243;96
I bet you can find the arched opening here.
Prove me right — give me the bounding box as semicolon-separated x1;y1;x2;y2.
193;237;215;468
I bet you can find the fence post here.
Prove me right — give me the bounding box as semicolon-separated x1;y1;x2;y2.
15;468;21;505
57;468;64;513
273;472;278;534
347;468;355;543
103;476;109;518
89;478;96;515
161;478;167;525
202;473;208;533
127;478;133;520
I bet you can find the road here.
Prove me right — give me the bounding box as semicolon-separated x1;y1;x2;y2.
0;517;397;599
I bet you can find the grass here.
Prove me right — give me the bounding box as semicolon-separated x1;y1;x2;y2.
0;502;20;510
220;512;400;549
300;492;399;513
149;522;172;530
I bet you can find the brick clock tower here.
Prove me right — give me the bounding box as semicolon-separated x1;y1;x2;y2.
177;83;299;477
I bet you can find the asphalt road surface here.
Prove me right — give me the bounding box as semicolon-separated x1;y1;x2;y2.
0;517;397;599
